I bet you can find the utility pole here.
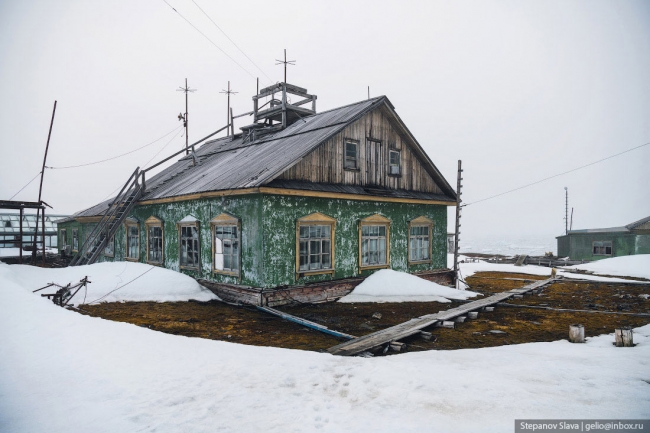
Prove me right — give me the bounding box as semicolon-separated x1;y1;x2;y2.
564;187;568;235
220;81;238;137
275;49;295;83
453;160;463;286
32;100;57;264
177;79;196;155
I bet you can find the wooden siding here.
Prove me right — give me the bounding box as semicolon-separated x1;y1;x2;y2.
277;106;442;194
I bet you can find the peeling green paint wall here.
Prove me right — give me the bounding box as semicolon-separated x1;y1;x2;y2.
57;193;449;288
261;194;447;288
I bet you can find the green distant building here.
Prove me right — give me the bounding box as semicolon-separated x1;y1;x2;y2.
57;82;457;290
556;215;650;261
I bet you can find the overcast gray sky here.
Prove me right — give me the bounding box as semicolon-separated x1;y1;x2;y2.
1;0;648;248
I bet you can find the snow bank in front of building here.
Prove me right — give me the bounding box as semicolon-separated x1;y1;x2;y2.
338;269;478;303
565;255;650;280
0;261;218;303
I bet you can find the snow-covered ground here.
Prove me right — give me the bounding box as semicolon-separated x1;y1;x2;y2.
0;263;650;433
0;261;217;303
566;254;650;280
449;254;650;284
2;260;650;432
338;269;478;303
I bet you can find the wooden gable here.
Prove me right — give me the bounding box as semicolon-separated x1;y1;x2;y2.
276;104;444;194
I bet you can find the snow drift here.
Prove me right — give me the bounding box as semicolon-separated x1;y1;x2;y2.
338;269;478;303
0;261;218;303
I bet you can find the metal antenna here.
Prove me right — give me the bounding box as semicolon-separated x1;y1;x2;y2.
220;81;238;136
177;78;196;155
275;49;295;83
564;187;569;235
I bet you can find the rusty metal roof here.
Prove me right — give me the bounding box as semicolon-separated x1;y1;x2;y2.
68;96;456;219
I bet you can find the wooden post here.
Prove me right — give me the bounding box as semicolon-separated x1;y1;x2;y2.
281;83;287;128
615;327;633;347
19;207;23;264
468;311;478;319
230;107;234;137
41;209;46;264
568;324;584;343
453;160;463;279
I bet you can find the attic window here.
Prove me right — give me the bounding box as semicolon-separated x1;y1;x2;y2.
344;139;359;170
389;150;401;175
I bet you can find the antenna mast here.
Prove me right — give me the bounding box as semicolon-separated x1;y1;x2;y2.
275;49;295;83
564;187;569;235
177;78;196;155
220;81;238;137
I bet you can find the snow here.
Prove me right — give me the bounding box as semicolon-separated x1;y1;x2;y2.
565;255;650;280
1;267;649;432
0;261;218;304
0;247;57;258
339;269;478;303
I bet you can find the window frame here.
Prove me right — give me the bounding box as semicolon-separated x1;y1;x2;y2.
408;216;434;265
388;149;401;176
178;218;200;270
295;212;336;278
60;229;67;249
104;234;115;257
344;139;360;171
592;240;613;256
145;216;164;265
72;228;79;252
124;221;140;261
210;213;241;278
358;214;391;271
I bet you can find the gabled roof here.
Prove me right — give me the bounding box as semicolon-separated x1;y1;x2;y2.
67;96;456;219
626;215;650;230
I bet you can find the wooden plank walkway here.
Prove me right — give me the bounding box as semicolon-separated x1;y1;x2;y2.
327;277;556;356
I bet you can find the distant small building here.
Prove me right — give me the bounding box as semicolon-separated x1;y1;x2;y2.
556;215;650;261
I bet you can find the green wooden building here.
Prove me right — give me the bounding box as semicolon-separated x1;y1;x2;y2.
556;215;650;261
57;83;457;291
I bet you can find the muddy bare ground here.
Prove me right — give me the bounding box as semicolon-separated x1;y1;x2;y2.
77;271;650;354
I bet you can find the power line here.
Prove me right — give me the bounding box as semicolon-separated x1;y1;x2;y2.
464;141;650;207
46;126;182;170
161;0;257;80
99;127;184;202
190;0;273;83
8;171;42;200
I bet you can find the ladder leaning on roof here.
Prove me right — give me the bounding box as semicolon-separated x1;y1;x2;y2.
70;168;144;267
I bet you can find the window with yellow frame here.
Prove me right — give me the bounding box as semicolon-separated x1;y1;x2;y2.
359;214;391;270
408;216;433;265
296;212;336;278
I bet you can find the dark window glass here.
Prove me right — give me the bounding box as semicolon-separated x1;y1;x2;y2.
361;224;388;266
148;226;162;263
298;224;332;271
214;225;239;272
345;141;358;169
180;225;199;268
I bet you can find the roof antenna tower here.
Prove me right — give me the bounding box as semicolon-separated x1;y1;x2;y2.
177;78;196;155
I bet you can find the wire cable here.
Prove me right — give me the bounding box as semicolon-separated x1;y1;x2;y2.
87;265;156;304
190;0;273;83
98;127;184;203
162;0;257;80
8;171;42;200
464;141;650;207
46;126;183;169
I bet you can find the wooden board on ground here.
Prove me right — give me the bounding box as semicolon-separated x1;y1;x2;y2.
327;277;555;356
